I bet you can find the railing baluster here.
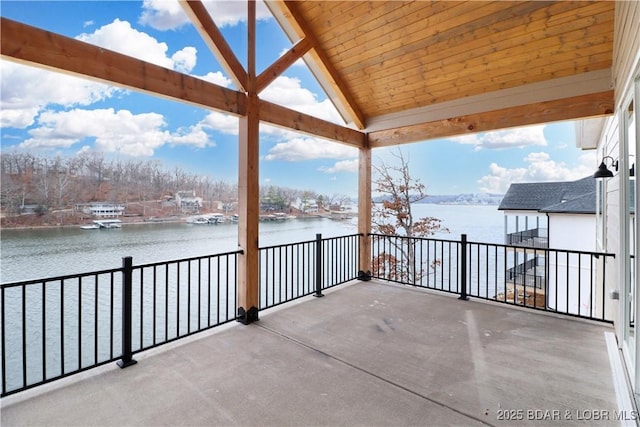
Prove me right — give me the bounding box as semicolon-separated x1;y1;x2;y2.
22;284;26;388
43;281;47;382
2;286;6;395
94;275;98;366
314;234;324;298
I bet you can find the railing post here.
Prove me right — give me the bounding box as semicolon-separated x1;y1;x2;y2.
314;233;324;297
459;234;468;301
117;256;137;368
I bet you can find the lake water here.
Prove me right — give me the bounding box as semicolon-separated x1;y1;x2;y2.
0;204;503;284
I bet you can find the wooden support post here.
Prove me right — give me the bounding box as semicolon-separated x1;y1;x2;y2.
358;144;372;279
237;0;259;324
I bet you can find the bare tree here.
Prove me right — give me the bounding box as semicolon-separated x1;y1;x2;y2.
372;149;448;283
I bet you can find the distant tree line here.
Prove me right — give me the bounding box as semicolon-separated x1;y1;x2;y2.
0;152;350;220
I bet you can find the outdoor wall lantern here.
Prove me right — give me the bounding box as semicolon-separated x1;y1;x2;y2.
593;156;618;179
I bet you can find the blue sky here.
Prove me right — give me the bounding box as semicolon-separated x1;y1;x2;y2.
0;1;598;197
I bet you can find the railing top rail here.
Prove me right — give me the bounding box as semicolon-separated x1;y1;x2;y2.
132;249;243;270
259;233;362;251
1;266;124;289
465;239;616;258
368;233;461;245
367;232;615;259
1;250;245;288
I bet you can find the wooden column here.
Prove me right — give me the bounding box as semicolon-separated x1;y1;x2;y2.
237;0;259;324
358;144;372;278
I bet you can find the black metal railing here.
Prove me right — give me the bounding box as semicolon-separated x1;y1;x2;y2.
1;250;241;397
370;233;614;322
506;228;549;248
259;233;360;310
1;233;361;397
0;231;615;397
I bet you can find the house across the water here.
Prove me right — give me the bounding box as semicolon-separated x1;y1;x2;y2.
76;202;125;218
498;176;598;315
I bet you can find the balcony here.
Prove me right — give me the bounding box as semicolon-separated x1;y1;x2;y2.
1;234;631;426
506;228;549;249
1;280;628;426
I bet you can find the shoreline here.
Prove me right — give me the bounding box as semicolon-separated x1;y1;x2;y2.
0;217;187;231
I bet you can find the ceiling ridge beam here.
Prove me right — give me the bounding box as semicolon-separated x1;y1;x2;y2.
180;0;248;91
257;37;312;93
265;0;366;130
0;17;246;116
368;90;614;148
366;69;614;133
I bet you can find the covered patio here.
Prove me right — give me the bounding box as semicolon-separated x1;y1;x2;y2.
2;281;628;426
2;1;635;424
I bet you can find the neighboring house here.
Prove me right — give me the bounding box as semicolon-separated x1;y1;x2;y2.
498;176;597;316
175;191;202;214
499;176;596;249
77;203;125;218
295;197;318;213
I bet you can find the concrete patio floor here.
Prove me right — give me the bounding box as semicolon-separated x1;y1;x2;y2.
1;281;632;426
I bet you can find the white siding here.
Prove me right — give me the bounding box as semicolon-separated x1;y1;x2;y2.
548;214;596;251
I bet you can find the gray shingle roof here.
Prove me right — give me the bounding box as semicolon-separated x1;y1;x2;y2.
498;176;596;214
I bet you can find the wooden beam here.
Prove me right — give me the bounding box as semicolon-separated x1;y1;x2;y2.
265;0;366;130
366;70;613;132
368;91;614;147
257;37;312;93
0;17;246;116
180;0;248;91
258;99;366;148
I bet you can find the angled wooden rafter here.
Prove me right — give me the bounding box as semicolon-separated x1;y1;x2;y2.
265;0;367;130
256;37;312;93
180;0;248;91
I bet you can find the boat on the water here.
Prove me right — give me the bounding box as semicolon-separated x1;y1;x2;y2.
186;214;225;224
80;219;122;230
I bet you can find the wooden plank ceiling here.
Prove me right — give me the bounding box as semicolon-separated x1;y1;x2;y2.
1;1;616;148
266;0;615;145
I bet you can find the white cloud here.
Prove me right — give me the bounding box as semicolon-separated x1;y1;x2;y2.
0;61;121;128
196;71;233;87
319;159;359;174
260;76;343;124
77;19;197;73
452;124;548;151
172;47;198;73
264;137;358;162
477;151;596;194
139;0;272;30
139;0;189;30
201;112;240;135
18;108;213;157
